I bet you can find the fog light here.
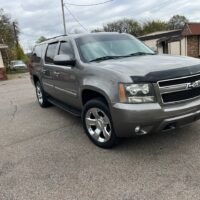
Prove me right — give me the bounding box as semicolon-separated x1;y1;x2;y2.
135;126;141;133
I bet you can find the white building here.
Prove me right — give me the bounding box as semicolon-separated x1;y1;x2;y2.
0;43;8;80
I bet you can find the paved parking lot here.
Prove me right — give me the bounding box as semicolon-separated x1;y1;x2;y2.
0;75;200;200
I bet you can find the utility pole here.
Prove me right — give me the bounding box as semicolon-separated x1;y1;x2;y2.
61;0;67;35
13;22;19;47
13;22;20;59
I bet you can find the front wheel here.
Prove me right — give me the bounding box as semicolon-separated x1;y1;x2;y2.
82;98;118;148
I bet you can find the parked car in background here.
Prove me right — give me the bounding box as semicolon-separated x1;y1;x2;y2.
10;60;27;70
29;32;200;148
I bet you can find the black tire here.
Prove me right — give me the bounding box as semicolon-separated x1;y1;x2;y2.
35;81;50;108
82;98;118;149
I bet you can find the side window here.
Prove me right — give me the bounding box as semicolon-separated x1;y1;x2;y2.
45;42;58;64
59;41;74;58
32;44;45;63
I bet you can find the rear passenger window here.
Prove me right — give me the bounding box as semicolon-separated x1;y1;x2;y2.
59;41;74;58
45;42;58;64
32;44;45;63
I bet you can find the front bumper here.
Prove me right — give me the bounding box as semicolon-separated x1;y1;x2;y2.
111;98;200;137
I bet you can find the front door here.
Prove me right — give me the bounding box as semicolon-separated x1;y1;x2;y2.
42;42;59;98
52;40;79;107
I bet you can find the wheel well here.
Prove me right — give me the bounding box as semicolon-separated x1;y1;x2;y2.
33;75;39;86
82;90;109;106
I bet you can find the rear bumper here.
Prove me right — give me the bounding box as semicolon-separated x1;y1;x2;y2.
111;98;200;137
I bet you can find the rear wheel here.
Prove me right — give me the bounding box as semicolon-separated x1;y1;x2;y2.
35;81;50;107
82;98;118;148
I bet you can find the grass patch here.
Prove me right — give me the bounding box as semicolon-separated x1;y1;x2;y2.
7;72;29;80
7;69;28;74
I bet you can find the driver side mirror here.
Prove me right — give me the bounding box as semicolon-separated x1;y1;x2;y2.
53;54;76;66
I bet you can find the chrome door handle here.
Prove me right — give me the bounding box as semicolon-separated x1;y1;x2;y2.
42;69;47;73
54;71;60;76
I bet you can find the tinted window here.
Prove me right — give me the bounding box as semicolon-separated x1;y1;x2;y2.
59;41;74;58
45;42;58;64
32;44;45;63
11;60;24;65
15;60;24;64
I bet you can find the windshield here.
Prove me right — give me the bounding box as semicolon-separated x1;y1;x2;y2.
12;60;24;65
75;34;154;63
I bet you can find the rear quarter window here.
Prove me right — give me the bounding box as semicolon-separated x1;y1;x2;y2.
32;44;46;63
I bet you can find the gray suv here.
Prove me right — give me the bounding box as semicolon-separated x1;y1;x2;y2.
29;32;200;148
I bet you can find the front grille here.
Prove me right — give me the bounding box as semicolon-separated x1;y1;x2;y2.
162;87;200;103
158;74;200;104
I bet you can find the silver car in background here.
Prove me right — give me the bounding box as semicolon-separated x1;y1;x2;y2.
10;60;27;70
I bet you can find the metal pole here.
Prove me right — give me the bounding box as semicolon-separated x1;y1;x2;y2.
61;0;67;35
13;22;20;59
13;22;19;47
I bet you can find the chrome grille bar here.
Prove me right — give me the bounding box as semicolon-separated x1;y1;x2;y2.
157;74;200;104
159;83;189;94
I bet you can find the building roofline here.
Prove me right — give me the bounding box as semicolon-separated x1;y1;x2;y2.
139;29;182;41
182;22;200;36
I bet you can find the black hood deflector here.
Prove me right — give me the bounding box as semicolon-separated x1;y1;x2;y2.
131;64;200;83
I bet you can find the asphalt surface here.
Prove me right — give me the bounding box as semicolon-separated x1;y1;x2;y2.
1;75;200;200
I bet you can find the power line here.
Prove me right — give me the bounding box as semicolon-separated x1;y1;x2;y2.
64;4;88;32
64;0;113;7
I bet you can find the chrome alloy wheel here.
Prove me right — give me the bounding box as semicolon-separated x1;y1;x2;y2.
85;108;112;143
36;85;43;104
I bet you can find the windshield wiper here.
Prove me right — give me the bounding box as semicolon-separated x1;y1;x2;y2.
124;52;155;57
89;52;155;62
89;56;121;62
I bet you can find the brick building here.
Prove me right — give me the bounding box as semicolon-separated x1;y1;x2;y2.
0;44;8;80
139;23;200;58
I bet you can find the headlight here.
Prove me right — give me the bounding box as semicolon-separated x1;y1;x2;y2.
119;83;156;103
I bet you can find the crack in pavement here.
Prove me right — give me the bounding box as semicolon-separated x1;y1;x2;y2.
12;105;18;119
0;83;7;86
10;100;18;121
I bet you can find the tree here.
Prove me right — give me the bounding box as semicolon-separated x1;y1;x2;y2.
141;20;168;35
36;36;47;43
168;15;189;30
0;9;17;47
91;28;104;33
0;9;21;66
11;45;28;63
103;18;142;36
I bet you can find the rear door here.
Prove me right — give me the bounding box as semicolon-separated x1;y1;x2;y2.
42;42;59;97
52;40;79;107
31;44;45;73
31;44;45;80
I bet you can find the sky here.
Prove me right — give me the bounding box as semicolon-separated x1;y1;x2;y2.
0;0;200;52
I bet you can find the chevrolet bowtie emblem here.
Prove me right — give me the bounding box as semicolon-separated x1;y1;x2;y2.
186;81;200;89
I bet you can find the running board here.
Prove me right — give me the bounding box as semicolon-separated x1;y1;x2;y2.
47;97;81;117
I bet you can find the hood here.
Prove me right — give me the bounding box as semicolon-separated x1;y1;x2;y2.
94;54;200;82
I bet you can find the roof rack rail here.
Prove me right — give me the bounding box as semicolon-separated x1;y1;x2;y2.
45;34;68;41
